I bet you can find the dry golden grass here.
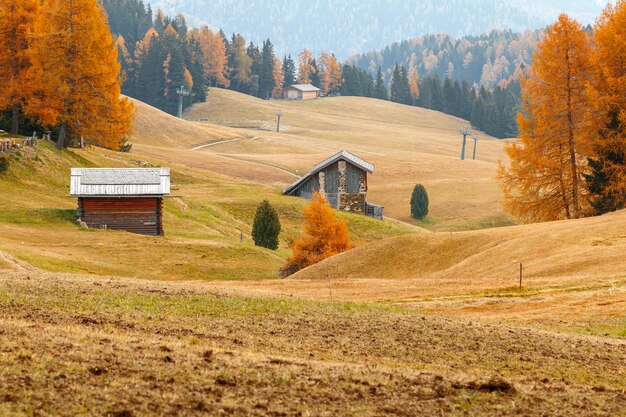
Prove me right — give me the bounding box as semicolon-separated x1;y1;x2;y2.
131;98;246;149
180;89;512;230
1;268;624;416
0;140;419;281
1;95;626;416
209;209;626;337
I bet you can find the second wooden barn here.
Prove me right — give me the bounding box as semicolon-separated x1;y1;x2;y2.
283;150;384;219
70;168;170;236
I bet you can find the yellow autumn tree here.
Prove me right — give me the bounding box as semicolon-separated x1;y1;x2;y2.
586;0;626;211
497;14;595;222
190;26;230;88
26;0;133;150
408;67;420;104
282;192;353;276
318;52;343;94
0;0;39;134
298;49;314;84
272;56;284;98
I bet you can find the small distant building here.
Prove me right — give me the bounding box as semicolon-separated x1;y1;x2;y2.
283;150;384;219
283;84;321;100
70;168;170;236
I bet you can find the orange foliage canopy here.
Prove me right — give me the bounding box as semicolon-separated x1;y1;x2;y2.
497;14;595;222
297;49;314;84
318;52;343;94
272;56;284;98
190;26;230;88
0;0;39;134
408;67;420;102
25;0;133;150
282;192;353;276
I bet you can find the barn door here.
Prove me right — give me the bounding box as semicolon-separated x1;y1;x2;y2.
326;193;338;208
324;168;339;209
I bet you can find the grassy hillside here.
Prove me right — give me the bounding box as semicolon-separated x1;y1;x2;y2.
0;137;419;281
293;210;626;283
1;98;625;416
211;209;626;337
177;89;513;230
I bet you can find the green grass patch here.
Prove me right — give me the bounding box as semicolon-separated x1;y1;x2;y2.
0;208;76;225
445;215;517;232
2;280;400;320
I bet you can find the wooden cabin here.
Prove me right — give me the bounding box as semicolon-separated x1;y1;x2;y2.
283;150;384;219
70;168;170;236
283;84;321;100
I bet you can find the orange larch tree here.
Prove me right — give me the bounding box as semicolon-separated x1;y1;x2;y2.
318;53;332;94
586;0;626;212
298;49;314;84
272;56;284;98
497;14;596;222
318;52;343;95
190;26;230;88
26;0;133;150
0;0;39;134
408;67;420;105
282;192;353;276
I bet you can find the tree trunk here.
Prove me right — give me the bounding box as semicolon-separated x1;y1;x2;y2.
559;144;572;219
56;123;67;150
11;105;19;135
565;49;580;219
568;124;579;218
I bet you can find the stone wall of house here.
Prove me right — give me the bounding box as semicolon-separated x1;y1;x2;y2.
338;161;347;193
339;193;367;213
338;161;368;213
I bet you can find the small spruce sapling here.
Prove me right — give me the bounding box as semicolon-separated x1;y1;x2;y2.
410;184;429;219
252;199;281;250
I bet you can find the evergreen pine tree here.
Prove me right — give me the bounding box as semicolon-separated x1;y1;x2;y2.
134;31;167;109
309;58;321;88
247;42;262;96
399;66;410;104
162;25;189;115
470;95;486;131
373;67;389;100
219;29;229;54
417;77;431;108
258;39;276;99
430;76;444;111
459;80;473;120
443;77;455;115
187;37;207;103
585;111;626;214
228;34;252;92
282;55;296;88
410;184;429;219
252;200;281;250
390;64;403;103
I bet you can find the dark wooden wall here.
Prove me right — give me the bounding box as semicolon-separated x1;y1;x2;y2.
293;161;367;210
78;197;164;236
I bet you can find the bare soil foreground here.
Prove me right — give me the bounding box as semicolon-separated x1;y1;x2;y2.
1;266;624;416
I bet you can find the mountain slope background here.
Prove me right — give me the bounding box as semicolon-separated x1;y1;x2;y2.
148;0;609;58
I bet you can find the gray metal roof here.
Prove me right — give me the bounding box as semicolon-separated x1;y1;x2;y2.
283;150;374;195
287;84;322;92
70;168;170;196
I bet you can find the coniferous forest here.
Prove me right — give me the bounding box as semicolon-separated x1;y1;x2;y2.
100;0;535;138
